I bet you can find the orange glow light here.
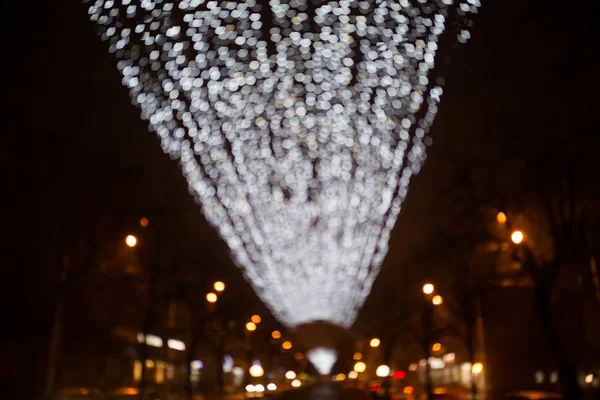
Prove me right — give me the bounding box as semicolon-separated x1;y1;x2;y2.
251;314;262;324
282;341;292;350
271;330;281;339
140;217;149;227
496;212;507;224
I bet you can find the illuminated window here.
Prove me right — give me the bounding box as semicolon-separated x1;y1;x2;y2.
156;361;165;383
133;360;142;382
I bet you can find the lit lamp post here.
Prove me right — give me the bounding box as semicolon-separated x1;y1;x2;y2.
422;283;435;400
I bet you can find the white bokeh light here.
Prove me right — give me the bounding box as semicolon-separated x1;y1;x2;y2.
86;0;480;328
307;347;338;375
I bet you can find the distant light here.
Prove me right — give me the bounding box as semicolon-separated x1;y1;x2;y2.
254;384;265;392
245;385;255;393
353;362;367;373
249;365;264;378
167;339;186;351
251;314;262;324
267;383;277;391
138;334;163;348
511;230;524;244
213;281;225;292
307;347;338;375
585;374;593;383
443;353;455;363
133;361;142;382
393;370;406;380
497;212;507;224
191;360;203;370
294;352;304;361
222;355;234;373
429;358;446;369
370;338;381;348
139;217;149;227
404;386;414;395
534;370;544;384
423;283;434;295
335;373;346;381
376;365;390;378
549;371;558;383
291;379;301;388
285;371;297;380
348;371;359;379
472;363;483;375
432;295;443;305
282;341;292;350
145;359;154;368
206;293;217;303
271;330;282;339
353;352;363;360
432;343;442;352
409;363;418;371
246;322;257;332
125;235;138;247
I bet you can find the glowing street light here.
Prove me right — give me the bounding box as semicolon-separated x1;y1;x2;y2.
213;281;225;292
291;379;301;388
432;295;443;305
496;212;507;224
125;234;138;248
206;293;217;303
282;341;292;350
511;230;524;244
423;283;435;295
285;370;296;380
246;322;257;332
353;362;366;373
472;363;484;375
249;364;264;378
432;343;442;352
251;314;262;324
353;352;363;360
370;338;381;348
271;330;281;339
139;217;149;227
348;371;359;379
376;365;390;378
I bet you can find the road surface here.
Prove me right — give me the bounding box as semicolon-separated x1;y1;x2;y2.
276;384;371;400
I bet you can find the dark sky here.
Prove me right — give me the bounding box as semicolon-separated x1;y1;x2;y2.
3;0;599;339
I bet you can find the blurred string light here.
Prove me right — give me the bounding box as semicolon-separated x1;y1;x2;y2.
86;0;480;328
306;347;338;375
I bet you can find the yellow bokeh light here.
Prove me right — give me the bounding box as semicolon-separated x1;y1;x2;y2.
335;373;346;381
206;293;217;303
139;217;149;227
423;283;434;294
370;338;380;347
496;212;507;224
282;341;292;350
249;364;264;377
353;361;366;373
213;281;225;292
125;235;138;247
432;295;443;305
246;322;257;332
353;352;363;360
511;230;524;244
432;343;442;352
472;362;483;374
348;371;359;379
251;314;262;324
271;330;281;339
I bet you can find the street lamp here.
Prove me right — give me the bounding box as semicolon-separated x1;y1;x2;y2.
432;343;442;352
353;352;363;360
285;370;296;380
125;234;138;247
213;281;225;292
251;314;262;324
496;212;507;224
423;283;435;295
246;322;257;332
139;217;149;227
282;341;292;350
353;362;366;373
249;364;264;378
376;365;390;378
472;363;483;375
206;292;217;303
432;295;443;305
271;330;281;339
370;338;381;347
511;230;524;244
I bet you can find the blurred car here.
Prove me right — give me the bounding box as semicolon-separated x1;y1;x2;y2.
500;391;562;400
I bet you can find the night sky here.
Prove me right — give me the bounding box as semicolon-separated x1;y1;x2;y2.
3;0;599;352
